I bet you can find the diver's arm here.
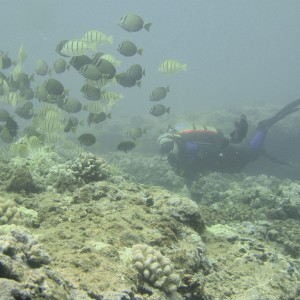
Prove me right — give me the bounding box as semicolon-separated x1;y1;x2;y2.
167;139;199;179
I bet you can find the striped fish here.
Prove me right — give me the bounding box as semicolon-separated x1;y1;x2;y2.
60;40;95;57
3;92;21;109
83;101;103;114
39;120;64;132
82;30;113;45
158;59;187;73
63;140;84;155
44;132;63;144
10;143;28;157
0;78;9;95
26;136;41;149
101;91;123;103
101;54;121;66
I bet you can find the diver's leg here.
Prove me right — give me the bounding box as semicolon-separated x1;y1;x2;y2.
252;98;300;151
250;129;266;151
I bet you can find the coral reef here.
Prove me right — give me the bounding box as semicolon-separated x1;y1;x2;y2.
275;181;300;220
132;244;180;294
68;152;110;183
0;144;299;299
0;197;20;225
191;172;300;260
104;152;185;192
151;193;205;234
46;153;111;193
46;164;78;193
5;163;40;193
1;152;111;194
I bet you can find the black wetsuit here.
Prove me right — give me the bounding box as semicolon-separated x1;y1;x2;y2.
166;98;300;179
168;130;258;179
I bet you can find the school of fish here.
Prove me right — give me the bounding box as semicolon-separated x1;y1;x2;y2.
0;13;187;155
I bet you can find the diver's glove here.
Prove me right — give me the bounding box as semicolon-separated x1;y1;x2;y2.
157;132;175;155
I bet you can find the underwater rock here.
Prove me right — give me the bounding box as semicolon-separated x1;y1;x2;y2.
0;228;75;299
104;152;185;192
87;290;142;300
272;181;300;220
0;279;32;300
26;243;51;268
152;193;205;234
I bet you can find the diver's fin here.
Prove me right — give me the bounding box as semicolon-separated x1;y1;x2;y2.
256;99;300;166
275;98;300;120
258;98;300;131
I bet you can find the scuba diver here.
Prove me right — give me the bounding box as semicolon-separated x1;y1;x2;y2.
157;98;300;179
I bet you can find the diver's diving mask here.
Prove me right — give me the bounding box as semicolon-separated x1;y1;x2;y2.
157;133;175;155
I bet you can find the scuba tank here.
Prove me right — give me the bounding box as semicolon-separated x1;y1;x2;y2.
174;123;226;154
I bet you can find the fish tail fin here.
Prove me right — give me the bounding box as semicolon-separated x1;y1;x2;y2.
137;48;144;56
63;88;70;96
144;22;152;31
166;107;171;114
136;80;142;88
182;64;187;71
107;35;113;44
71;127;77;134
88;42;97;52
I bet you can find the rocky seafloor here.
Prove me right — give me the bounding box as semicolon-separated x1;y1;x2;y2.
0;150;299;300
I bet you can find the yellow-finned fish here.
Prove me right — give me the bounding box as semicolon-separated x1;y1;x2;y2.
53;58;69;74
158;59;187;73
35;59;51;76
18;44;27;63
117;40;143;57
119;13;151;32
150;86;170;101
